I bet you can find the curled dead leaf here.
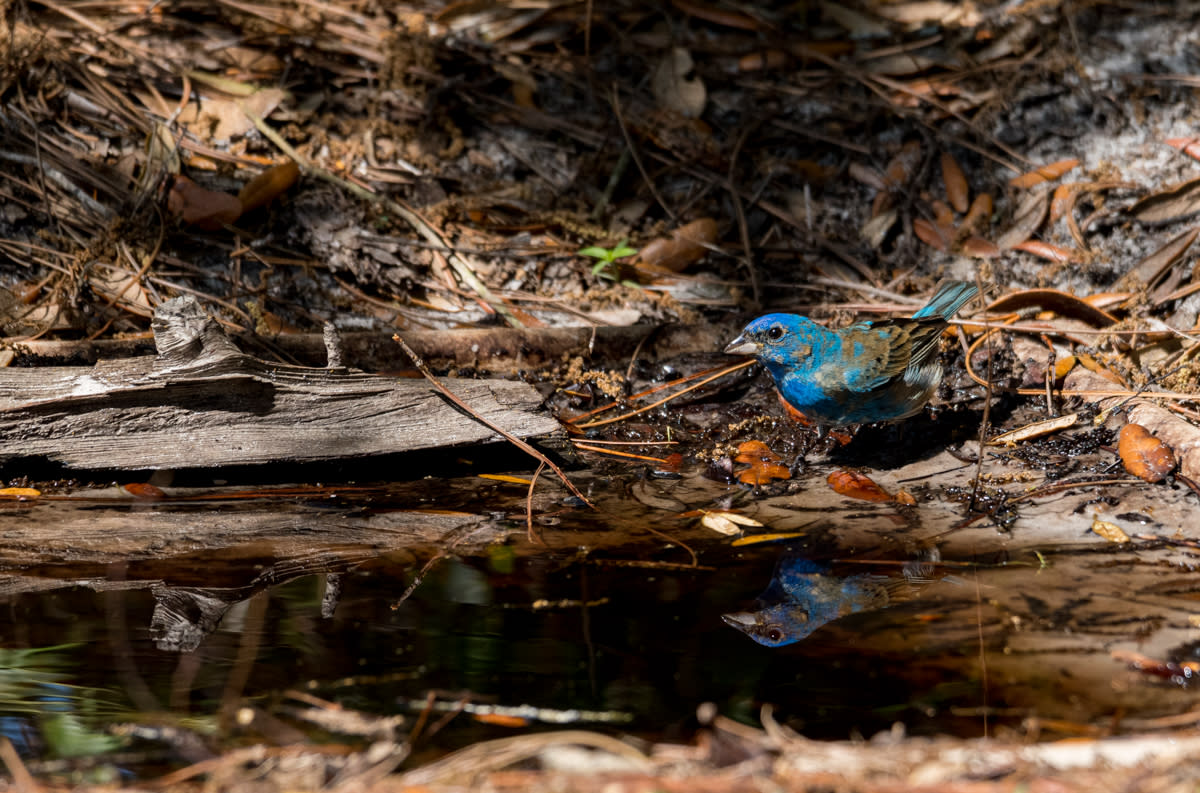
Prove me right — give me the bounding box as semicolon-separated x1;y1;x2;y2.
637;218;718;273
826;469;891;502
1128;176;1200;224
700;510;763;536
1118;423;1176;483
986;288;1117;327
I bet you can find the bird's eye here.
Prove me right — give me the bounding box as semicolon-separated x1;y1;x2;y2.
766;325;786;342
766;628;785;642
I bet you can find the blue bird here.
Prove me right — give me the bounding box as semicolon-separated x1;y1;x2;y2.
722;557;936;647
724;281;979;428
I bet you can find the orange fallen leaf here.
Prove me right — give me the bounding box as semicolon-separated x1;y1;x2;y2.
0;487;40;500
1013;239;1080;263
1166;137;1200;162
124;482;166;499
1118;423;1176;483
1049;182;1084;224
960;236;1000;258
930;200;956;228
734;440;791;486
471;713;530;727
238;159;300;213
826;469;891;502
1008;158;1079;189
959;192;993;236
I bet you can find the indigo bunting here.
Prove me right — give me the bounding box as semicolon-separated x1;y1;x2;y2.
722;557;934;647
724;281;979;428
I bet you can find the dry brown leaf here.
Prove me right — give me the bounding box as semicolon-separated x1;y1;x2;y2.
1113;226;1199;293
1129;176;1200;224
959;192;993;236
1118;422;1177;483
873;0;980;27
168;175;243;230
988;413;1078;446
124;482;166;500
652;47;706;119
826;469;892;502
637;218;718;273
986;288;1117;327
995;187;1050;249
930;200;956;227
1008;158;1079;189
863;52;939;76
176;86;286;143
734;440;791;486
88;268;153;318
960;236;1001;258
1091;517;1131;543
883;140;923;189
1166;137;1200;162
1123;403;1200;481
737;50;790;72
1012;240;1081;263
849;162;889;191
913;217;951;251
238;159;300;213
940;151;969;213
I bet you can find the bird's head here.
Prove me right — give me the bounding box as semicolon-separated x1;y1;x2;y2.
721;603;812;647
724;314;815;368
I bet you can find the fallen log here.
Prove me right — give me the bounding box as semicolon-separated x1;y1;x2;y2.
0;296;562;469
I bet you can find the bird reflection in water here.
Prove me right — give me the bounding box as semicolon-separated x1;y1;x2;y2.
723;555;942;647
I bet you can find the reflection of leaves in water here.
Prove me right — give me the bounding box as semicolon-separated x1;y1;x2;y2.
0;645;123;758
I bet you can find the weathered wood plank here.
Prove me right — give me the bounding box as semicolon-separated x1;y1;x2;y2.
0;297;563;469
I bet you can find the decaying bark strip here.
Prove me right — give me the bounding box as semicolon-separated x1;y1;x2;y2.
0;297;562;469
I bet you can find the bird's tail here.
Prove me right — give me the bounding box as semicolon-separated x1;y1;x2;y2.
912;280;980;320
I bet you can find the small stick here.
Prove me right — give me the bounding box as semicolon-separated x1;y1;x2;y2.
393;334;593;509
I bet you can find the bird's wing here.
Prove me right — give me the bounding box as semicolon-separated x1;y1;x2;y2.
838;321;916;391
839;317;947;391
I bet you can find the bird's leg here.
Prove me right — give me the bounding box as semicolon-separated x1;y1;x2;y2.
790;425;824;474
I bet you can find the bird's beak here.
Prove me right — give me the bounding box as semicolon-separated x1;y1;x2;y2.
724;333;757;356
721;612;757;630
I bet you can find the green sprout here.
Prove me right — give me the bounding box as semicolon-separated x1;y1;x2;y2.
578;239;638;285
